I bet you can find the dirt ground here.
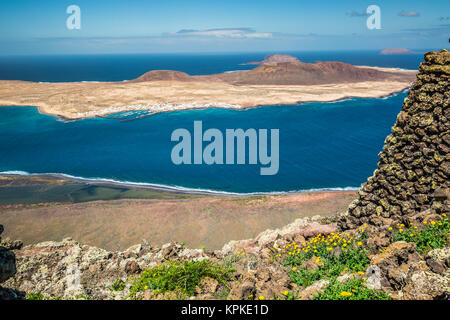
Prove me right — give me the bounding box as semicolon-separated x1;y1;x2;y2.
0;191;356;251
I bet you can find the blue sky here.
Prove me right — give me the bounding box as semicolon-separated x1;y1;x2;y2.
0;0;449;54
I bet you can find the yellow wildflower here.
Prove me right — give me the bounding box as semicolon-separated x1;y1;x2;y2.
259;296;265;300
340;291;352;297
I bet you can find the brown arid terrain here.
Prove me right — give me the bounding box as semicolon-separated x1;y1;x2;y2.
0;54;417;120
0;50;448;301
0;191;356;251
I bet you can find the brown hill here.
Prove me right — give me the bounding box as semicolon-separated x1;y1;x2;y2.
207;60;415;85
129;70;193;83
244;54;301;65
130;54;417;86
261;54;301;64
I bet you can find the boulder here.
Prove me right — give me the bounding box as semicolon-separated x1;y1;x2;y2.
297;280;329;300
0;225;17;283
400;270;449;300
369;241;422;290
0;247;16;283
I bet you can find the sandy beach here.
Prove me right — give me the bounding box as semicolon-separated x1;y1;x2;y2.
0;66;416;120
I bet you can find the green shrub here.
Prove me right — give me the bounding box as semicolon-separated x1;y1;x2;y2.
27;293;45;300
313;278;391;300
129;259;235;298
26;292;61;300
110;278;126;291
392;216;449;254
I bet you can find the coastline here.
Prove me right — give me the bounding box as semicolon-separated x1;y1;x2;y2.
0;80;414;121
0;171;360;197
0;65;417;120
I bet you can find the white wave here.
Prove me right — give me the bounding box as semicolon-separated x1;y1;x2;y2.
355;65;416;71
224;70;244;73
0;171;359;196
0;170;30;175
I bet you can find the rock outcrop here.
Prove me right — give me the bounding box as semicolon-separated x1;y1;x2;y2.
339;50;450;231
367;241;449;299
0;225;17;283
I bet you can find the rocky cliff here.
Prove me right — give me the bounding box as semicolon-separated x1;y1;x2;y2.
338;50;449;232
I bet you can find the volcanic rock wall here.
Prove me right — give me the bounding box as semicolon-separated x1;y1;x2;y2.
338;50;450;231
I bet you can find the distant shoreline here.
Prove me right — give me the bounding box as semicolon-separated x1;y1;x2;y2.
0;85;411;124
0;172;360;197
0;80;415;121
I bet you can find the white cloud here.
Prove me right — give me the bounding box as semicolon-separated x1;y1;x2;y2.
398;11;420;17
349;10;369;17
173;28;272;39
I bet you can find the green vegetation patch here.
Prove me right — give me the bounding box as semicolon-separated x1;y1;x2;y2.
129;260;235;298
274;226;391;300
313;278;391;300
282;229;370;288
392;216;449;254
26;293;45;300
110;278;126;291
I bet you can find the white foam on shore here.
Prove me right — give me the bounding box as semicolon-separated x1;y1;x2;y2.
0;171;359;196
224;70;245;73
355;65;416;71
76;89;411;118
76;102;243;118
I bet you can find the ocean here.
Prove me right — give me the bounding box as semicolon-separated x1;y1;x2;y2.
0;51;424;194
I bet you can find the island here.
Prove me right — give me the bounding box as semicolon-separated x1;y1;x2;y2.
0;54;417;120
380;48;421;55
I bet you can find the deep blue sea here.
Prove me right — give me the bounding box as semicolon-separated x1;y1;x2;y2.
0;51;423;193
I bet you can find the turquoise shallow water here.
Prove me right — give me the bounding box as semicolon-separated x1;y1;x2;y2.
0;92;406;194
